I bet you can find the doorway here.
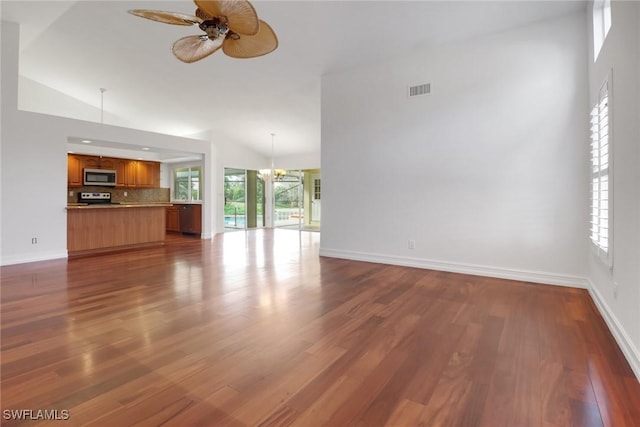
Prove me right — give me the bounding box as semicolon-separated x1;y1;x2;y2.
311;173;321;223
274;169;321;232
224;168;264;231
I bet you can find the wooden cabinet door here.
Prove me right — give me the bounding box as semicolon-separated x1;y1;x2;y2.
67;154;83;187
99;157;116;170
191;204;202;234
126;161;138;187
137;161;151;187
149;162;160;188
113;159;128;187
82;156;100;170
135;161;159;188
166;206;181;232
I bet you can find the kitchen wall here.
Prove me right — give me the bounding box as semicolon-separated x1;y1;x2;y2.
321;11;589;285
586;0;640;377
67;187;170;205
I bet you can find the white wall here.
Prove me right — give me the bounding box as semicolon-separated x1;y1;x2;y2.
275;151;321;171
321;12;589;286
19;76;134;128
586;1;640;377
1;21;214;264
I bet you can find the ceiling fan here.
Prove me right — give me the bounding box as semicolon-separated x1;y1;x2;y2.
128;0;278;63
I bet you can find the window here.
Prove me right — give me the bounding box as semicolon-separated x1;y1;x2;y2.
314;177;321;200
590;76;612;266
593;0;612;59
174;166;201;201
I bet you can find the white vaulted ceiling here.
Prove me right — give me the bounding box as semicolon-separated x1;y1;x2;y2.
1;1;585;157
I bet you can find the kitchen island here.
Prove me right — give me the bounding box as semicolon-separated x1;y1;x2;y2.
66;203;172;258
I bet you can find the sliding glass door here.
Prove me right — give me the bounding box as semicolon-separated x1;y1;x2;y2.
224;168;246;229
224;168;264;230
274;170;303;229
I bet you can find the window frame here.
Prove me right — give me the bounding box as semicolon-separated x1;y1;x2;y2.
589;72;613;268
173;165;202;202
593;0;612;60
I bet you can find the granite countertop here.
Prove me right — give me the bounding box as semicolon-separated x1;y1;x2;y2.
66;202;173;209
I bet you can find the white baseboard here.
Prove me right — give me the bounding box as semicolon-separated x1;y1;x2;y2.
0;251;68;266
587;280;640;379
318;248;589;288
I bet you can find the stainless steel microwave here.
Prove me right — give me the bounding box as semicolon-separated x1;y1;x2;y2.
84;168;117;186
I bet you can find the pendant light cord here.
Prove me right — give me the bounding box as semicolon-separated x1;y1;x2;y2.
100;88;106;124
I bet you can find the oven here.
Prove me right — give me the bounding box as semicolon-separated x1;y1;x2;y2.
78;192;112;204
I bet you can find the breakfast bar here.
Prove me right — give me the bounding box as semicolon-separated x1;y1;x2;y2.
66;203;172;258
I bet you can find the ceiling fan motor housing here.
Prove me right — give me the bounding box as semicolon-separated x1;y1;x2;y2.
199;18;229;40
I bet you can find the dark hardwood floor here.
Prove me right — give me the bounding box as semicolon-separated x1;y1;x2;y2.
1;229;639;426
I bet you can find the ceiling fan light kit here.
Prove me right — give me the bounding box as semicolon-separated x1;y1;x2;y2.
128;0;278;63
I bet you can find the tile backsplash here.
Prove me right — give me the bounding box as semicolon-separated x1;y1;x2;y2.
68;187;170;204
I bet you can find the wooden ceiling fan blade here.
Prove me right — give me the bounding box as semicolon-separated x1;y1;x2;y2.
194;0;259;35
172;35;223;63
223;20;278;58
128;9;201;26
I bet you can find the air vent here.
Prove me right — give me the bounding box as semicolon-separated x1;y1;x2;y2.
409;83;431;97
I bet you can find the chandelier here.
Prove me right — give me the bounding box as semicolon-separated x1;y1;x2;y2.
258;133;286;181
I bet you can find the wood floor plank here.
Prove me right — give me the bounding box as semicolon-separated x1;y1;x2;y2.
1;230;638;426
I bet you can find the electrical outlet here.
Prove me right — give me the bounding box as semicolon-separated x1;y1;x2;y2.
408;239;415;250
69;190;74;197
124;191;127;197
31;237;38;244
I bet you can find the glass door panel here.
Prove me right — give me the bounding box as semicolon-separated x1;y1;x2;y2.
224;168;246;229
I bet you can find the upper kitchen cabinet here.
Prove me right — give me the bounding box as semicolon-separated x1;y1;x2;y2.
99;157;116;170
113;158;129;187
132;161;160;188
67;154;84;187
67;154;161;188
82;156;100;170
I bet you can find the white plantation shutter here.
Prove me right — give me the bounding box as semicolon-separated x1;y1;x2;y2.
590;76;612;265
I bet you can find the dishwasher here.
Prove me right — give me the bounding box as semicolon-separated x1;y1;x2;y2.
179;204;195;234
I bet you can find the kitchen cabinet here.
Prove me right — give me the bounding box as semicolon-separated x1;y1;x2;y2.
67;205;168;257
121;160;160;188
99;157;116;170
67;154;161;188
82;156;100;170
133;161;160;188
67;154;84;187
114;158;129;187
167;204;201;235
166;206;181;232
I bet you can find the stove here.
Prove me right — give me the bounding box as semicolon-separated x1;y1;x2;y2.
78;192;112;204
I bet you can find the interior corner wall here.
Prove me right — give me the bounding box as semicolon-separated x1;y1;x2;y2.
586;0;640;378
320;11;589;287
